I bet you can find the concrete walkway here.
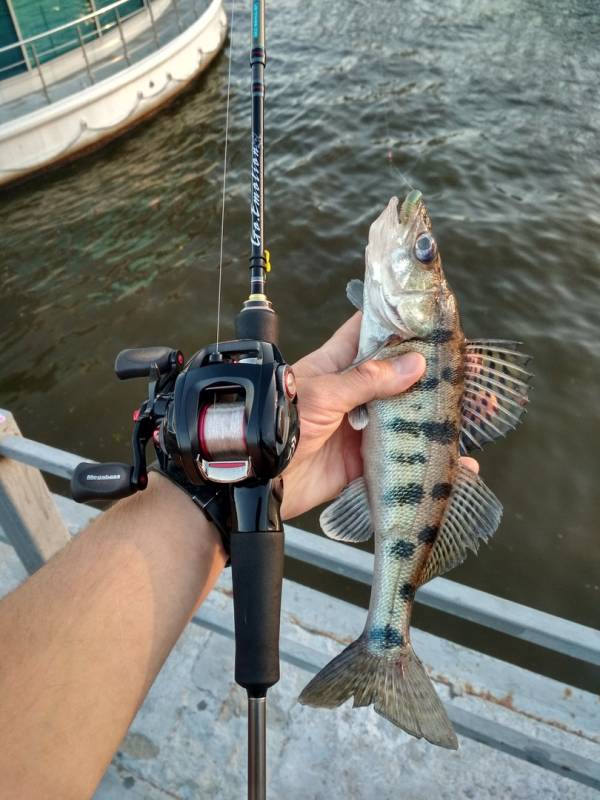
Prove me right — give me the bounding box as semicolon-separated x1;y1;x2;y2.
2;536;597;800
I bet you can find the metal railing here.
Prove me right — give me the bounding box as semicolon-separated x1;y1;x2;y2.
0;0;207;108
0;415;598;668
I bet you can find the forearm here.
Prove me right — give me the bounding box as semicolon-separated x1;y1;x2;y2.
0;472;226;800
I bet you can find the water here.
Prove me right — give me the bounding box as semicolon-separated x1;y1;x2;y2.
1;0;599;689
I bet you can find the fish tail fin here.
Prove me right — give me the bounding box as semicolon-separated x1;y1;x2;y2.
298;636;458;750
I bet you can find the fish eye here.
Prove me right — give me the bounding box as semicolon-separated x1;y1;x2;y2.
414;233;437;263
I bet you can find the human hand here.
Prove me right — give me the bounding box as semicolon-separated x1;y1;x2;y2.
281;313;478;520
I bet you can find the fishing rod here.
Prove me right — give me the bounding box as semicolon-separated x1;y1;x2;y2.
70;2;299;797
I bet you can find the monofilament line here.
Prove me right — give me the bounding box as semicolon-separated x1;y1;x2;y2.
215;0;237;351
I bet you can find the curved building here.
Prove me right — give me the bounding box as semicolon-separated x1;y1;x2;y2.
0;0;226;186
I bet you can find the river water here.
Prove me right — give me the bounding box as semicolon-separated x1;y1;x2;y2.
1;0;598;688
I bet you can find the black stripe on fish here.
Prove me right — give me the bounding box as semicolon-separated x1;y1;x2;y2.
419;376;440;391
391;453;428;465
369;625;404;649
422;328;454;344
431;482;452;500
399;583;416;601
418;524;439;544
386;418;421;435
420;420;457;444
441;366;462;385
390;539;416;559
384;483;425;506
387;419;457;444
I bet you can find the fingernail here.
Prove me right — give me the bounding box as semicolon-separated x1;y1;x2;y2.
392;352;425;376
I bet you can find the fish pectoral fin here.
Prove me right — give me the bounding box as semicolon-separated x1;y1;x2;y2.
343;336;397;429
346;278;364;311
340;335;397;376
417;463;503;585
341;331;400;431
348;404;369;430
320;476;373;542
460;339;532;454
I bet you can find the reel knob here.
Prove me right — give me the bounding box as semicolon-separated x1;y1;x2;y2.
71;462;138;502
115;347;183;379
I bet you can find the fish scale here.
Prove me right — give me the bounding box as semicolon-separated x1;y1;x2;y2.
299;191;530;750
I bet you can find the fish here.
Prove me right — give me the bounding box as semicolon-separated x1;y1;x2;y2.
298;190;531;749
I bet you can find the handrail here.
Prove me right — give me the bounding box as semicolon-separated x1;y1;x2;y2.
0;0;148;56
0;25;103;77
284;524;600;666
0;0;201;112
1;425;599;669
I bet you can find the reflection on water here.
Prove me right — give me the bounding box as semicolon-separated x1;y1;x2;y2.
1;0;599;688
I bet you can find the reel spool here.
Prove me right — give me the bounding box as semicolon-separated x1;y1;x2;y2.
195;398;251;484
198;401;248;460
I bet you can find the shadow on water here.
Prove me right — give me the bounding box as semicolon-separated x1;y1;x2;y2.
1;0;599;691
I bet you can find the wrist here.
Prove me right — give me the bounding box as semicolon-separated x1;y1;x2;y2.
148;464;232;561
111;472;228;613
145;471;228;562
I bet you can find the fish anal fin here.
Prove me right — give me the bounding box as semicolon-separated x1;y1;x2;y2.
320;477;373;543
418;463;502;585
460;339;531;454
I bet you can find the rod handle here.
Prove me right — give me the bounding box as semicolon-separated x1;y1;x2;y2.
230;529;284;696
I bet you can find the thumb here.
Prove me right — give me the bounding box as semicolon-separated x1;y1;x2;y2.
329;352;426;414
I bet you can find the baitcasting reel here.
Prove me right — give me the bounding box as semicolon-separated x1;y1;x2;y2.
71;339;299;510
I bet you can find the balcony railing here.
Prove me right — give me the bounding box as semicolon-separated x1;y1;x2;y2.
0;0;210;111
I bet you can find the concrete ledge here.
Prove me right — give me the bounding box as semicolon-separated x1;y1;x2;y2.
97;570;600;799
1;432;598;797
0;538;598;798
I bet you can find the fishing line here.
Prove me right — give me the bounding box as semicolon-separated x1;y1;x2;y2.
383;113;420;193
380;72;447;196
216;0;237;351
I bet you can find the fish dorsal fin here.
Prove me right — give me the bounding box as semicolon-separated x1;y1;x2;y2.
320;477;373;543
346;279;364;311
460;339;532;454
417;463;502;586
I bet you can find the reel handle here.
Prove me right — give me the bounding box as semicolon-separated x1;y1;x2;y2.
71;462;140;502
115;347;183;379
